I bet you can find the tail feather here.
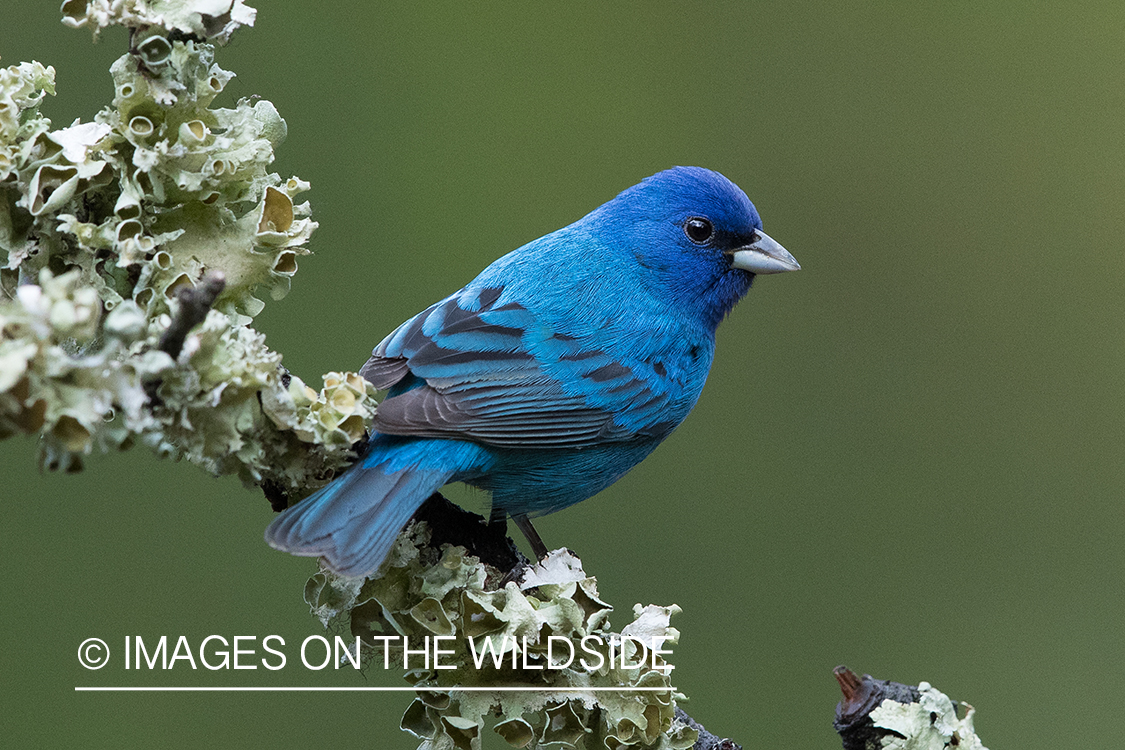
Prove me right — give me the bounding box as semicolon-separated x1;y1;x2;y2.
265;460;453;578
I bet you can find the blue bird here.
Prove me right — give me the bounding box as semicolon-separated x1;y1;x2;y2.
265;166;799;577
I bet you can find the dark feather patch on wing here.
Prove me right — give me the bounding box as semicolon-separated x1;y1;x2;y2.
360;356;410;390
373;381;618;448
358;284;677;448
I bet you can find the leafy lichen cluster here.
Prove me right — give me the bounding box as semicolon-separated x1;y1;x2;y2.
61;0;257;44
870;683;988;750
307;526;699;750
0;2;371;489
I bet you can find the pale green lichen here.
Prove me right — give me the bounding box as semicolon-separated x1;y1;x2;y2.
0;263;374;482
3;35;316;323
870;682;989;750
307;534;699;750
61;0;257;44
144;309;377;486
0;2;368;492
0;267;170;463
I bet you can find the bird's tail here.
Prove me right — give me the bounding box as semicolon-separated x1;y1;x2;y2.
264;447;456;578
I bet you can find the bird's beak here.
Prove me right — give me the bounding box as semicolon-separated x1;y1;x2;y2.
730;231;800;274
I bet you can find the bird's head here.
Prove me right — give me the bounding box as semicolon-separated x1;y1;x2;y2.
587;166;799;331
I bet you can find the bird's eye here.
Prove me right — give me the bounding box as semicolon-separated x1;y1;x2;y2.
683;217;714;244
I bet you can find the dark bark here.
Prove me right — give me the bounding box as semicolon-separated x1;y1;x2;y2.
834;666;924;750
158;271;226;357
674;707;742;750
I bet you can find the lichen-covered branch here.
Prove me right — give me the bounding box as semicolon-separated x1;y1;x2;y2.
833;667;989;750
0;2;371;490
307;494;699;750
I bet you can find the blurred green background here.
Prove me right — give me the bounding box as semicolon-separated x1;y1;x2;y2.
3;1;1123;747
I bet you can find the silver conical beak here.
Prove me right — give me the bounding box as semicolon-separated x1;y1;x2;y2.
730;231;800;274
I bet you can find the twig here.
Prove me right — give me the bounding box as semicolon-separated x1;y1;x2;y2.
674;707;742;750
158;271;227;358
833;666;922;750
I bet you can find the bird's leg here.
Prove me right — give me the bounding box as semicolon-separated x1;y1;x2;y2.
488;505;507;530
512;513;549;560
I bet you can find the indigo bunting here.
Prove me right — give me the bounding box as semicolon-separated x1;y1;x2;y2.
266;167;798;577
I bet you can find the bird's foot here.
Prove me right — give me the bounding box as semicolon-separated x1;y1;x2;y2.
511;513;549;560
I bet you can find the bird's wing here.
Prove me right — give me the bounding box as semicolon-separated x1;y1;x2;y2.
359;285;680;449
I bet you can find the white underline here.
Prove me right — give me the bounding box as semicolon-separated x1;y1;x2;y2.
75;686;674;692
